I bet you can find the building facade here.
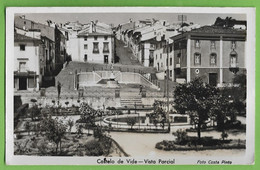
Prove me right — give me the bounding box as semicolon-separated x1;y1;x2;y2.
14;30;43;91
15;16;67;87
71;21;115;64
171;25;246;86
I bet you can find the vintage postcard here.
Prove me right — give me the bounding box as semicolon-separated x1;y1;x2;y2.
5;7;255;165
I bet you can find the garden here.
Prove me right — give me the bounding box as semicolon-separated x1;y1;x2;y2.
14;99;127;156
155;74;246;151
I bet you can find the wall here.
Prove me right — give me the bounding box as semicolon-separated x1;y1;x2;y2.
77;35;113;64
14;42;40;91
190;39;220;68
222;40;245;68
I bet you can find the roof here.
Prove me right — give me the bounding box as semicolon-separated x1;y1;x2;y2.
78;22;113;36
171;25;246;41
15;16;55;41
14;32;41;42
189;25;246;35
120;22;135;32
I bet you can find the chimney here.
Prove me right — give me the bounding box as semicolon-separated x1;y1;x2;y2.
90;21;93;33
129;18;133;23
21;15;25;19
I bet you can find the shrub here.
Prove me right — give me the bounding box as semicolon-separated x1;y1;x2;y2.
155;142;163;150
221;131;229;141
85;140;104;156
173;129;188;144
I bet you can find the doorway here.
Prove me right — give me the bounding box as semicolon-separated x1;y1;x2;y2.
209;73;218;86
104;55;108;64
19;77;27;90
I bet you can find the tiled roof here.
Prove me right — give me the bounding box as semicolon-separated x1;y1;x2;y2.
190;25;246;35
14;32;40;42
120;22;135;32
77;23;113;36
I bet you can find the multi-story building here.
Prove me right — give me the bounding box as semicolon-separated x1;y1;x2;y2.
14;29;43;91
14;16;67;87
171;25;246;86
153;39;175;81
71;21;115;64
116;20;136;42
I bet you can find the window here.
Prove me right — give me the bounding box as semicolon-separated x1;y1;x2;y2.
210;41;216;49
40;68;43;75
104;36;108;40
160;54;162;59
195;40;200;48
169;46;173;52
103;42;109;53
84;37;88;41
28;78;35;88
84;54;88;62
156;54;157;60
94;36;98;40
230;51;238;67
19;62;27;72
161;62;163;67
84;44;88;50
163;46;167;53
231;41;236;49
177;53;181;64
210;53;217;65
170;58;172;66
93;42;99;53
170;70;172;77
20;44;25;51
194;53;201;65
166;58;168;66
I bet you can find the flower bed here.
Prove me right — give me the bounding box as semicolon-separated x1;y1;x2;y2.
155;138;246;151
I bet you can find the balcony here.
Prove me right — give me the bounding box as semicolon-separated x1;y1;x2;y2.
103;49;109;53
229;64;239;74
93;49;99;54
175;64;181;68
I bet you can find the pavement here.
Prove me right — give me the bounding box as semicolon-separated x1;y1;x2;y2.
109;116;246;157
115;39;141;66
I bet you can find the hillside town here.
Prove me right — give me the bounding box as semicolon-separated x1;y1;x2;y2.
13;14;247;157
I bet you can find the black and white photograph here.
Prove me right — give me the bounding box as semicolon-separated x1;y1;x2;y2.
5;7;255;165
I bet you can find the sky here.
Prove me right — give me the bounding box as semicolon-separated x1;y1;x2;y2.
18;13;246;27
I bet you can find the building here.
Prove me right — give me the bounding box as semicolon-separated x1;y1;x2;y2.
14;29;43;91
171;25;246;86
14;15;67;87
116;19;136;41
70;21;115;64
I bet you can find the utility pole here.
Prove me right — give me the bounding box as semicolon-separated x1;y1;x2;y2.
166;39;170;132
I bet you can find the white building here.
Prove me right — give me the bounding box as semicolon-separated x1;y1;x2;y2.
70;21;115;64
14;30;42;91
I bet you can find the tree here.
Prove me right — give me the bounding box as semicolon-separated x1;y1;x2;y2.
40;116;67;155
76;124;83;137
27;105;41;121
174;78;218;141
24;121;31;135
150;102;167;129
79;102;97;135
126;117;137;130
67;119;74;134
211;91;234;136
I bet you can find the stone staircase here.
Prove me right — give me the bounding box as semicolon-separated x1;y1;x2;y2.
120;97;143;108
